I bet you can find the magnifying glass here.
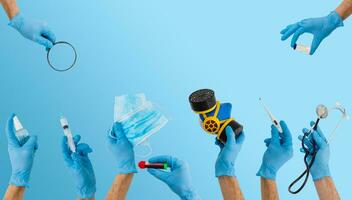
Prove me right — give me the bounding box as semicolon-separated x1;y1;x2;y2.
47;41;77;72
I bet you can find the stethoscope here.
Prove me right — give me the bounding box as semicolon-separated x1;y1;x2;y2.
288;103;348;194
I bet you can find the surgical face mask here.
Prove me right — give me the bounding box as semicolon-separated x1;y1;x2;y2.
113;93;168;156
114;93;147;122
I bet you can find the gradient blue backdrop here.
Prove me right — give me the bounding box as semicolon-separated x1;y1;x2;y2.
1;0;351;199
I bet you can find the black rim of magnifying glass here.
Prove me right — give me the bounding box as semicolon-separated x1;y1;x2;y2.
47;41;77;72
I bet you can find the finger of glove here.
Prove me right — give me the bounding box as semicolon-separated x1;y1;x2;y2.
112;122;127;140
6;114;20;147
264;138;271;147
215;138;224;149
23;135;38;150
61;136;73;165
310;36;323;55
76;143;93;156
280;121;292;146
73;135;81;145
236;132;245;145
300;148;305;153
312;131;328;149
107;127;116;145
298;134;313;149
41;27;56;43
224;126;236;147
309;121;325;138
291;27;305;48
281;23;300;40
149;155;180;170
34;35;53;49
147;168;170;182
270;125;280;145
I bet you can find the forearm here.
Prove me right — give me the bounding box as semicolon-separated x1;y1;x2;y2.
0;0;19;19
106;174;134;200
218;176;244;200
260;178;279;200
314;177;340;200
336;0;352;20
3;185;25;200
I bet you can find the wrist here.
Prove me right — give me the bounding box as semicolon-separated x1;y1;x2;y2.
9;171;31;187
215;160;235;177
75;181;96;199
329;11;344;27
116;164;137;174
8;12;24;29
312;165;331;181
76;189;95;199
256;163;277;180
179;189;201;200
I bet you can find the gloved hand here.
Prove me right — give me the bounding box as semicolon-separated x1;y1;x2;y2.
257;121;293;180
280;11;343;55
6;114;38;187
107;122;137;174
299;121;330;181
147;156;201;200
8;12;56;49
215;126;245;177
61;135;96;198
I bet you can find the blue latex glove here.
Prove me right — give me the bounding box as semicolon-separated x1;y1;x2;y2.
147;156;201;200
6;114;38;187
299;121;330;181
215;126;245;177
280;11;343;55
107;122;137;174
62;135;96;198
257;121;293;180
8;12;56;49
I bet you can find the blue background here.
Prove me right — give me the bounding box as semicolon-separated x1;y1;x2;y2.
1;0;351;199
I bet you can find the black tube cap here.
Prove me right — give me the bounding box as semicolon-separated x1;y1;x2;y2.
189;89;216;112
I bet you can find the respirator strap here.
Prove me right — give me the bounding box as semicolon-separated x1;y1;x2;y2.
217;118;234;140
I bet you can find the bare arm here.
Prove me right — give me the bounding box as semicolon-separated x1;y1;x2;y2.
3;185;25;200
0;0;19;19
336;0;352;20
260;178;279;200
314;177;340;200
106;174;134;200
218;176;244;200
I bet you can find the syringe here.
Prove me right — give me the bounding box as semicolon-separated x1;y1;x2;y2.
138;161;169;169
60;117;76;153
13;115;30;145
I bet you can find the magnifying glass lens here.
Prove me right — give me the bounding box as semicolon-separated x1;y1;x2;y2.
47;41;77;72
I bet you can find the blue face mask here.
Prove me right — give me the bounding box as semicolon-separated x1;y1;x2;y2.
113;94;168;147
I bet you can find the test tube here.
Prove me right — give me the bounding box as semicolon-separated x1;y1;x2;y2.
294;44;310;55
60;117;76;152
138;161;169;169
13;116;30;145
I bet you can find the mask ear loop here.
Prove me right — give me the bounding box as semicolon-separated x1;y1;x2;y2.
135;140;153;158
